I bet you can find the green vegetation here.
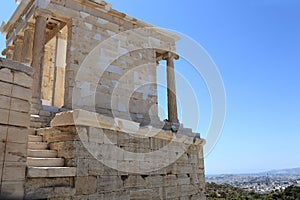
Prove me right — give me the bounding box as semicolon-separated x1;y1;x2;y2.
206;182;300;200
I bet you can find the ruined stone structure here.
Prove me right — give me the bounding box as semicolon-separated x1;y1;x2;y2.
0;59;33;199
0;0;206;199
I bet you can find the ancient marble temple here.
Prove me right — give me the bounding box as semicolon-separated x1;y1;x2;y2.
0;0;206;199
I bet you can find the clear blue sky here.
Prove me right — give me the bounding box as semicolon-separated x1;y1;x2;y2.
1;0;300;175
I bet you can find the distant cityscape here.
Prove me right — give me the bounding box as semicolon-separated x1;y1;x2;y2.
206;168;300;194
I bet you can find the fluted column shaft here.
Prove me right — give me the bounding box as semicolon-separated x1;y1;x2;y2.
165;52;179;124
13;35;23;62
31;14;48;99
22;23;35;64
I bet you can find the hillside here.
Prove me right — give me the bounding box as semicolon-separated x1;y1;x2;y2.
206;182;300;199
263;168;300;175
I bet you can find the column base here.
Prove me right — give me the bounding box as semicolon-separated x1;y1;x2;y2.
163;120;180;132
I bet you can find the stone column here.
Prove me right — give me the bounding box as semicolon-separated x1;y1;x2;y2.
12;35;23;62
21;23;35;65
31;13;48;101
164;52;179;124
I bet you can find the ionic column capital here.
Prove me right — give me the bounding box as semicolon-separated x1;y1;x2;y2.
162;52;179;61
1;46;14;57
14;35;24;44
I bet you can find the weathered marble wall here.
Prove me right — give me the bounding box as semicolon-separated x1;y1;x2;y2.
42;37;56;105
41;31;67;108
44;0;177;125
0;58;33;199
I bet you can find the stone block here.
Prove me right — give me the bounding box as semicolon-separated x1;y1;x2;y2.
48;2;81;19
14;71;33;88
50;141;75;159
0;181;24;199
175;163;194;174
0;108;9;124
25;186;76;199
88;158;104;176
163;175;178;187
65;0;83;11
0;140;5;162
0;67;13;83
0;82;12;96
180;185;197;197
123;151;145;162
0;125;8;141
2;162;26;181
97;175;123;192
10;98;30;112
7;126;29;144
97;191;130;200
11;84;31;100
165;186;179;199
39;110;52;117
5;142;27;162
72;196;88;200
94;93;112;110
27;167;76;178
75;176;97;195
88;126;104;144
51;0;66;6
37;127;62;136
116;131;130;146
73;141;93;159
114;117;140;134
190;173;201;185
76;158;88;176
55;187;76;198
130;189;153;200
103;129;117;144
124;175;146;188
8;110;30;127
24;177;72;192
43;131;79;143
99;143;124;161
145;175;163;187
178;176;191;185
0;95;10;109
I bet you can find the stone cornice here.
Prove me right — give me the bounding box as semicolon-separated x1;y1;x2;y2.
0;58;33;76
51;109;205;146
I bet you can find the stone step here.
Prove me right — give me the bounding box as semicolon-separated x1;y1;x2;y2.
36;127;61;136
28;142;48;150
28;135;43;142
39;110;52;117
27;149;58;158
31;117;51;124
27;167;76;178
27;157;64;167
